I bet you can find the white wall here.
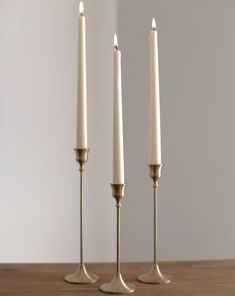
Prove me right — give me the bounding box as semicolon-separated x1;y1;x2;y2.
118;0;235;261
1;0;235;263
0;0;116;263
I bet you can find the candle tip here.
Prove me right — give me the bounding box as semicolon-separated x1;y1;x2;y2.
114;34;118;49
152;18;157;30
79;1;84;15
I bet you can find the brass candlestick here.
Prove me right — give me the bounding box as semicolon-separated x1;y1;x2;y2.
100;184;136;294
64;148;99;284
138;164;171;284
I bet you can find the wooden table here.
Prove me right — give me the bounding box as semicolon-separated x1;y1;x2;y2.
1;260;235;295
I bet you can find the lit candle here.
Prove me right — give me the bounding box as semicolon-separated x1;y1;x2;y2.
150;18;161;164
113;34;124;184
76;1;87;148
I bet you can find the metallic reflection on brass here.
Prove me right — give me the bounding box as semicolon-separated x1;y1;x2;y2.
138;264;171;284
65;264;99;284
64;148;99;284
100;273;135;294
138;164;171;285
100;184;136;294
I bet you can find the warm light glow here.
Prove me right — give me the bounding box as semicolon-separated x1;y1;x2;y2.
114;34;118;48
152;18;157;30
79;1;84;15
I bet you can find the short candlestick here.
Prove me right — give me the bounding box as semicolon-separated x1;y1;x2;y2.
100;184;136;294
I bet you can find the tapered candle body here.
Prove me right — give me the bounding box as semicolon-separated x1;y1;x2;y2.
150;21;161;164
113;41;124;184
76;3;87;148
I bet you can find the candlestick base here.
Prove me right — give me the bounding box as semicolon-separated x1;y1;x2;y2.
138;264;171;284
64;264;99;284
100;273;135;294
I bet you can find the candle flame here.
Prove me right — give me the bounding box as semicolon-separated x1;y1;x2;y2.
114;34;118;49
79;1;84;15
152;18;157;30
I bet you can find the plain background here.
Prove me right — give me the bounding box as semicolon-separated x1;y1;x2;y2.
0;0;235;263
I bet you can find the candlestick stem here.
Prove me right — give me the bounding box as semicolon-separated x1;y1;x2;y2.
138;164;171;284
116;201;121;274
153;181;157;265
80;168;83;265
64;149;99;284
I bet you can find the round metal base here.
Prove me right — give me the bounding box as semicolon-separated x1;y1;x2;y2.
138;264;171;284
64;264;99;284
100;273;136;294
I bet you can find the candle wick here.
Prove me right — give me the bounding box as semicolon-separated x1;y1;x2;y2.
114;45;118;50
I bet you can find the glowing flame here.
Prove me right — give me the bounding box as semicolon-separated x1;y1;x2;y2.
114;34;118;48
79;1;84;15
152;18;157;30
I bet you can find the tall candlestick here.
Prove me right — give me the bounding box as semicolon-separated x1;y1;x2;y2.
76;1;87;148
150;18;161;164
137;18;171;286
113;34;124;184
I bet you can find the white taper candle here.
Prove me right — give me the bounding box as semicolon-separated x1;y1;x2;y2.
76;1;88;148
150;18;161;164
113;34;124;184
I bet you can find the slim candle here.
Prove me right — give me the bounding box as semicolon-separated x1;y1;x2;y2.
150;18;161;164
76;1;87;148
113;34;124;184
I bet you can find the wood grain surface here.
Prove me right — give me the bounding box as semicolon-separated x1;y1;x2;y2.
1;260;235;296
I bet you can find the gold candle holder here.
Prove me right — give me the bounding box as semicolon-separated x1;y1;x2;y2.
64;148;99;284
100;184;136;294
138;164;171;284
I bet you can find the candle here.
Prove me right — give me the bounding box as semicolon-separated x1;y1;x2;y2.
76;1;87;148
113;34;125;184
150;18;161;164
